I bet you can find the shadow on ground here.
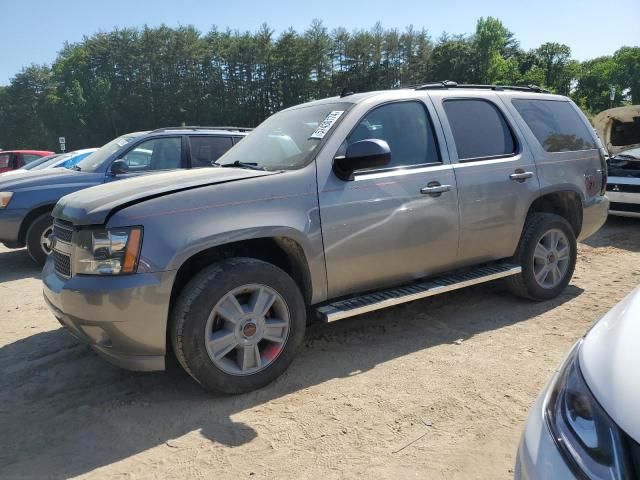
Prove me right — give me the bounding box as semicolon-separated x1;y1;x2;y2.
0;248;41;282
583;216;639;252
0;280;583;478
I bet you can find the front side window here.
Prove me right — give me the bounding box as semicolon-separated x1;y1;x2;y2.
345;101;440;169
444;99;516;161
190;136;234;167
122;137;182;171
75;133;144;172
216;102;353;171
513;99;597;152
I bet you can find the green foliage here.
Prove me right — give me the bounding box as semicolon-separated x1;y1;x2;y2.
0;20;635;150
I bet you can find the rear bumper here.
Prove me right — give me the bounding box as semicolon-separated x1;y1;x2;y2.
42;256;176;371
0;208;27;247
577;195;609;241
606;190;640;218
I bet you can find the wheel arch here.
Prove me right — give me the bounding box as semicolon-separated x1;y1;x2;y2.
525;190;583;238
18;204;56;245
168;236;314;324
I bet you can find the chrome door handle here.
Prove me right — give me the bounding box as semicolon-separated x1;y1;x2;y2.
509;170;534;182
420;183;452;196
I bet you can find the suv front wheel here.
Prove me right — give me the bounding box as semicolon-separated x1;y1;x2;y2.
506;213;577;301
170;258;306;394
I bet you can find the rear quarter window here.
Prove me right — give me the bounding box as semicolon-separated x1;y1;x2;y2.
512;99;597;152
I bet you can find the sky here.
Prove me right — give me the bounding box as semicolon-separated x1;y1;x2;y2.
0;0;638;85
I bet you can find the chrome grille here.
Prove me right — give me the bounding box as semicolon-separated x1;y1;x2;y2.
53;219;73;243
53;250;71;278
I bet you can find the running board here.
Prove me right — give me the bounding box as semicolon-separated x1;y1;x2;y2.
316;263;521;322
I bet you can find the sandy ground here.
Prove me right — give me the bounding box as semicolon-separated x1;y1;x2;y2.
0;216;638;480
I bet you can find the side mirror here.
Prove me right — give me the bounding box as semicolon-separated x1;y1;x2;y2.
111;159;129;175
333;139;391;180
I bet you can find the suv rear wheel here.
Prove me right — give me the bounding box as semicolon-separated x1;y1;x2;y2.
25;212;54;266
506;213;577;301
170;258;306;394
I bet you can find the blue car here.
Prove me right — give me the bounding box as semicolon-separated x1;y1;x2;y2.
0;127;249;264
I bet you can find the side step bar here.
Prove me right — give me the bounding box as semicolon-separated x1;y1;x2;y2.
316;263;521;322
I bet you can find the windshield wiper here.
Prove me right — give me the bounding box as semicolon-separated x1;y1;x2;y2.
218;161;266;171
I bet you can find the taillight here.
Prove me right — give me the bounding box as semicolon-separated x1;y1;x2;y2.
598;148;608;196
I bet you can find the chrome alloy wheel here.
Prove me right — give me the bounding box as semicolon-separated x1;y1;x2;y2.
533;228;570;289
204;284;291;376
40;225;54;255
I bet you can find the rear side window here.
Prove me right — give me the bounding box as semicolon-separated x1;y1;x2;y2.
0;154;9;169
443;99;516;161
21;154;42;164
190;136;234;167
512;99;597;152
347;101;440;169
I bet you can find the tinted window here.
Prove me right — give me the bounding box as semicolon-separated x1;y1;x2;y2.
190;136;234;167
347;101;440;169
21;154;42;165
122;137;182;171
513;99;597;152
0;154;9;169
444;99;515;160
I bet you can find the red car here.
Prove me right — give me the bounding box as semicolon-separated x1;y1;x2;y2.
0;150;55;174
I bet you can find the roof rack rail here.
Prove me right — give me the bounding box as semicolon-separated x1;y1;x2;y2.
150;126;253;133
415;81;550;94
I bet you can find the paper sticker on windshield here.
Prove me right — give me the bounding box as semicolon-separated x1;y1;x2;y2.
310;110;345;139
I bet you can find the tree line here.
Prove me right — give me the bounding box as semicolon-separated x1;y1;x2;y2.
0;17;638;151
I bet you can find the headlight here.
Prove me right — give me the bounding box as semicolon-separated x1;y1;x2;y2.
545;341;634;479
74;227;142;275
0;192;13;208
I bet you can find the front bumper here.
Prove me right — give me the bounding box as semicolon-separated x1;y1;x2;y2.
515;375;574;479
42;255;176;371
577;195;609;241
0;207;28;247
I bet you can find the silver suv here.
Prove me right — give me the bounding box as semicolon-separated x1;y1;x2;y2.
43;83;609;394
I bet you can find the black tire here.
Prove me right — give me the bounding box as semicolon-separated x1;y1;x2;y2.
170;258;306;394
25;212;54;266
506;213;577;301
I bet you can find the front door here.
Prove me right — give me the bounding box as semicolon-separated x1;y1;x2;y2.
318;100;460;298
104;136;185;182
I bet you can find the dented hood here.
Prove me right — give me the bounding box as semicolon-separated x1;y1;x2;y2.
54;167;277;225
593;105;640;155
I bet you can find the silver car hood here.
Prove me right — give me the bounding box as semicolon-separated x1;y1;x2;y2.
579;287;640;440
54;167;277;225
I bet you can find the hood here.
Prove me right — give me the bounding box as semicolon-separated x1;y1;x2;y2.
593;105;640;155
54;167;277;225
579;287;640;441
0;168;101;191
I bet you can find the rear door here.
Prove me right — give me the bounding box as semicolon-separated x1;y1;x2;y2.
429;91;540;264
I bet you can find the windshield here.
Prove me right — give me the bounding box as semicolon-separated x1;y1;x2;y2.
615;147;640;159
32;153;71;170
21;154;59;170
216;102;352;171
75;133;145;172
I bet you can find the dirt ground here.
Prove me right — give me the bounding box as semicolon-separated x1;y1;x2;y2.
0;217;638;480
